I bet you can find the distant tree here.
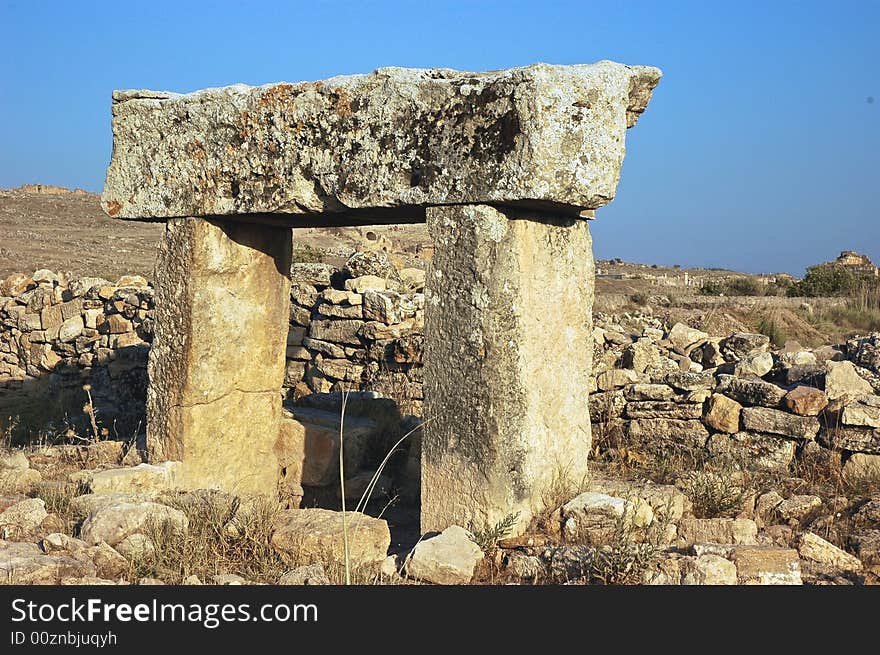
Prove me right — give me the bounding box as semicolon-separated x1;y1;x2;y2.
725;277;762;296
698;279;725;296
788;263;859;297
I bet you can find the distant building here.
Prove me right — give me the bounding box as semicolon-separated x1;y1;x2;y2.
831;251;879;277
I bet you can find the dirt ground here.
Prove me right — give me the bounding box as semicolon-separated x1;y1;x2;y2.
0;187;432;280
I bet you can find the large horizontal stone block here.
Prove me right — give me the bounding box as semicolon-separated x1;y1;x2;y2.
102;62;660;221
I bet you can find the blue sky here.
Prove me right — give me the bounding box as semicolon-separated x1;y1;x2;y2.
1;1;877;275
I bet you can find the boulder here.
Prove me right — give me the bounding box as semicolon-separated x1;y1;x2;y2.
79;502;188;547
0;498;47;541
825;361;873;401
680;554;737;585
798;532;862;572
740;407;819;439
676;518;758;548
730;546;802;585
405;525;484;585
270;509;390;569
784;386;828;416
704;394;742;434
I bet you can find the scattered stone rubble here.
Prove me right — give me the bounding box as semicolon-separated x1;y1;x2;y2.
3;261;880;585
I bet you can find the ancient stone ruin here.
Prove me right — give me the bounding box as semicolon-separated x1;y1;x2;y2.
100;61;662;533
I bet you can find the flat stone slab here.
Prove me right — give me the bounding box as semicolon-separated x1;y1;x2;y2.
102;61;660;221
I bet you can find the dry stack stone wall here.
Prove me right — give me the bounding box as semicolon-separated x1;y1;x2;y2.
4;259;880;478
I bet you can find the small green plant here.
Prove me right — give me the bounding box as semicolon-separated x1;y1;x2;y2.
757;317;787;347
584;503;671;585
629;292;649;306
468;512;521;551
698;279;725;296
684;470;747;519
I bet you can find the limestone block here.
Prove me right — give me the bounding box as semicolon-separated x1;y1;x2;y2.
103;62;661;220
146;218;291;494
422;204;593;534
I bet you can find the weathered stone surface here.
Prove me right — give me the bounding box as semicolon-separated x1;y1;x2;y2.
707;432;796;471
680;554;737;585
667;323;708;355
625;401;702;420
275;409;378;488
561;491;652;544
422;205;593;534
0;498;47;540
676;518;758;548
730;546;802;585
825;360;873;401
841;395;880;428
719;332;770;361
717;375;786;407
798;532;862;572
741;407;819;440
79;502;188;547
278;563;330;585
626;418;710;448
776;495;822;521
103;62;661;221
405;525;484;584
705;393;742;434
0;541;97;584
147;218;291;493
270;509;390;568
85;462;180;494
843;453;880;481
784;386;828;416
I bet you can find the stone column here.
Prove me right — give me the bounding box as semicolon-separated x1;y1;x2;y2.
147;217;292;494
422;204;594;535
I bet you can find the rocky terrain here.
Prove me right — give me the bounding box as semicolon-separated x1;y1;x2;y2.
2;184;879;585
1;253;879;585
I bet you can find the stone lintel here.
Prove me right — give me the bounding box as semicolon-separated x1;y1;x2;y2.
102;61;660;221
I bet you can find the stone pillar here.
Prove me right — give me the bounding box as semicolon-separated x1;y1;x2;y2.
422;204;594;534
147;218;292;494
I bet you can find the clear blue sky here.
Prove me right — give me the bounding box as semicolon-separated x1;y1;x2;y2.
1;1;877;275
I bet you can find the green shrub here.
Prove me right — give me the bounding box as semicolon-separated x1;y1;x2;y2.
789;263;866;297
698;279;725;296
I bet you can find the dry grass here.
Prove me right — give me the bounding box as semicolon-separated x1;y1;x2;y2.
131;492;288;584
